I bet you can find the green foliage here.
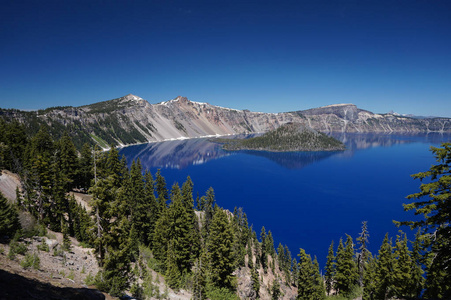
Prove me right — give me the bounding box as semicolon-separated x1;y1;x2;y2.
206;286;239;300
37;241;49;252
271;279;281;300
207;206;236;291
0;192;20;238
8;237;28;260
251;265;260;298
297;248;325;300
334;236;358;297
375;234;395;300
324;241;335;296
84;271;95;286
396;142;451;298
218;122;345;152
20;252;40;270
356;221;370;287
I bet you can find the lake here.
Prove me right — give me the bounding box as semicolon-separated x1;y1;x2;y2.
119;133;451;268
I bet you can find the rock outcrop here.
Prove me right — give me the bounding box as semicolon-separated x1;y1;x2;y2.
295;103;451;133
1;95;450;149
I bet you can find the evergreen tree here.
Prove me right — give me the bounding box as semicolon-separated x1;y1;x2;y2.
165;240;181;290
313;256;326;300
193;255;207;300
271;278;281;300
397;142;451;298
202;187;216;237
62;216;71;251
393;231;414;298
297;248;315;300
410;229;425;298
89;147;113;265
324;241;335;296
375;233;395;300
24;126;55;222
277;243;285;270
56;132;79;191
362;252;377;300
155;169;168;213
260;226;268;272
78;143;93;191
152;206;171;271
266;230;275;257
168;183;194;274
357;221;370;287
206;206;235;290
251;265;260;298
334;235;358;296
0;192;20;238
128;159;151;245
144;170;158;246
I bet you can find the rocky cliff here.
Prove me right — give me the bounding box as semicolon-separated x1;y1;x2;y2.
0;94;301;149
1;95;449;149
295;103;451;133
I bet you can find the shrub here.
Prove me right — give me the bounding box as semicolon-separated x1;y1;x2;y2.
20;252;40;270
206;286;239;300
37;241;49;252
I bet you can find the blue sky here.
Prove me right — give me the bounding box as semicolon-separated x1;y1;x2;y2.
1;0;450;116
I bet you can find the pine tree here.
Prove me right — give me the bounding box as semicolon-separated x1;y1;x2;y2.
324;241;335;296
362;252;377;300
277;243;285;270
313;256;326;300
78;143;93;191
128;159;151;245
334;235;358;296
393;231;414;298
0;192;20;238
357;221;370;286
155;169;168;213
251;264;260;298
271;278;281;300
202;187;216;237
260;226;268;272
168;183;194;274
375;233;395;300
410;229;425;298
165;240;181;290
193;255;207;300
297;248;315;300
24;126;55;222
57;132;79;191
89;146;114;265
62;216;71;251
206;206;235;290
144;170;158;247
396;142;451;298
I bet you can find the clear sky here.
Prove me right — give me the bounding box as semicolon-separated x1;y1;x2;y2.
1;0;450;116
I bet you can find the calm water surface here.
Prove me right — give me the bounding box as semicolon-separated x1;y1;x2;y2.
119;133;451;267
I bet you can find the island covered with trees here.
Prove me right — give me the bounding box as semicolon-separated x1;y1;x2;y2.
213;122;346;152
0;119;450;299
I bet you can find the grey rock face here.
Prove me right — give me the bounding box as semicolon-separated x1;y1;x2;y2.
1;95;450;149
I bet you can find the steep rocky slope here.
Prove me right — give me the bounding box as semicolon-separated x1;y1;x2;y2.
295;103;451;133
1;95;449;149
0;94;300;149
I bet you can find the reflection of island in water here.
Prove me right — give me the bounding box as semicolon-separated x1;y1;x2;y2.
119;133;451;170
118;138;231;170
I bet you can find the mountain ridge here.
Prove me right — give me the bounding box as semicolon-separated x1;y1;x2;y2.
1;94;450;149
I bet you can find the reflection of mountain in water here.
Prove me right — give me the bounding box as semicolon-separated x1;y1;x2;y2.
238;150;339;169
119;138;230;169
333;132;451;151
119;133;451;171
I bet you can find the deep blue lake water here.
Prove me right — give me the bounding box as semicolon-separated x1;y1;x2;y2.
119;133;451;268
